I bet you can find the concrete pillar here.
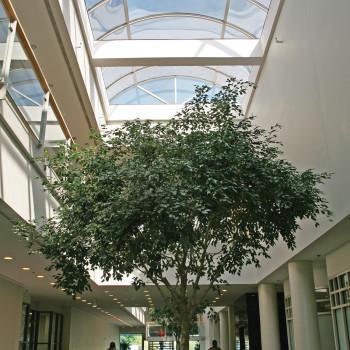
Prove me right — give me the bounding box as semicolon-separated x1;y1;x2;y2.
209;318;215;344
288;261;321;350
219;310;229;350
213;318;220;345
258;284;281;350
228;306;236;350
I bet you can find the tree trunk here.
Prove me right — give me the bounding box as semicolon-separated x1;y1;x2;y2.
180;315;190;350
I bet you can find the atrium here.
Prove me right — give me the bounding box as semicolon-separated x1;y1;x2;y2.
0;0;349;350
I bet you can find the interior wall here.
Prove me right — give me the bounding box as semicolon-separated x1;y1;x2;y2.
326;241;350;277
69;307;120;350
248;0;350;276
0;275;24;350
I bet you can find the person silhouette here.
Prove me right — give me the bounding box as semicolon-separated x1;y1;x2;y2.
208;340;221;350
107;342;117;350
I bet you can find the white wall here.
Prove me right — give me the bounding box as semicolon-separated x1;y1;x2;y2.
326;241;350;277
0;275;24;350
69;307;120;350
0;99;58;221
59;0;107;126
248;0;350;277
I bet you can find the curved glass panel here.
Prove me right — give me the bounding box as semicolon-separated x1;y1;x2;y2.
140;78;175;104
105;66;250;105
8;81;43;106
0;2;9;43
176;78;208;104
227;0;267;38
107;74;135;100
0;21;9;42
8;69;44;106
215;66;251;81
127;0;227;21
224;26;250;39
102;67;133;87
85;0;102;10
8;68;37;84
257;0;271;8
101;26;128;40
89;0;126;40
111;86;164;104
130;17;223;40
136;66;215;83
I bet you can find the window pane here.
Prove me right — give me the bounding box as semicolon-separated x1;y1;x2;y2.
227;0;267;38
127;0;227;21
177;78;207;103
345;307;350;344
288;320;294;350
85;0;102;10
111;86;164;104
130;17;223;39
140;78;175;104
224;26;250;39
335;309;347;350
102;67;133;88
89;0;125;40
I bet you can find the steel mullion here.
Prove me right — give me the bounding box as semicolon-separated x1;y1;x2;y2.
0;20;17;99
38;91;50;147
137;85;168;104
221;0;231;38
8;86;42;106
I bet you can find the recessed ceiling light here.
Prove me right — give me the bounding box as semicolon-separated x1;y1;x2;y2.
215;297;219;299
117;301;121;304
92;305;97;308
105;291;109;293
97;307;101;310
22;267;30;271
4;257;13;260
212;301;216;303
144;290;149;293
147;298;151;300
82;300;87;302
120;304;124;306
76;297;81;300
222;290;228;292
50;282;56;285
109;294;113;297
60;288;65;291
145;294;150;296
36;275;44;278
113;298;118;301
87;302;92;305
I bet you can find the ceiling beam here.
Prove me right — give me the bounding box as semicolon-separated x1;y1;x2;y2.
92;39;263;67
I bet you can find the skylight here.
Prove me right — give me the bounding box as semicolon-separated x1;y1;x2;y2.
79;0;274;115
85;0;270;40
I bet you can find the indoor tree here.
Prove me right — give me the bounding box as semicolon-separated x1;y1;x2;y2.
149;306;200;350
14;78;332;350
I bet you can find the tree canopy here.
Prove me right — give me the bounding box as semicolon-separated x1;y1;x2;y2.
14;78;332;350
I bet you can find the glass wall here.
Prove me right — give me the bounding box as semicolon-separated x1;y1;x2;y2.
18;304;63;350
0;2;67;151
330;271;350;350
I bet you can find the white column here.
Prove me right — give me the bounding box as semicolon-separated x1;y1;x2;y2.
288;262;321;350
228;306;236;350
219;310;229;350
258;284;281;350
213;319;221;345
209;318;215;344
